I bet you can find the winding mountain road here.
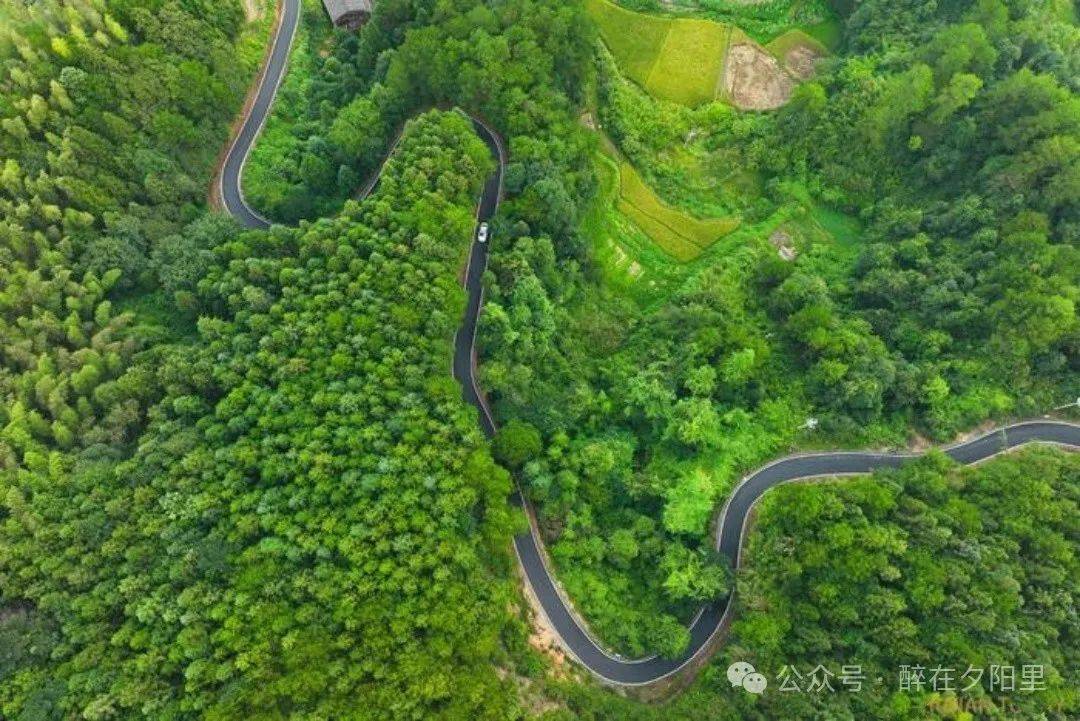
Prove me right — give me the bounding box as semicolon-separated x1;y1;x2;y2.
217;0;1080;688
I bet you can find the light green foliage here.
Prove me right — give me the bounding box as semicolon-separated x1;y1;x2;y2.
645;19;730;107
617;158;740;261
660;543;730;603
607;528;640;568
243;0;360;221
494;419;543;469
685;364;718;395
662;467;720;535
586;0;731;107
0;111;521;719
0;0;248;473
670;397;724;449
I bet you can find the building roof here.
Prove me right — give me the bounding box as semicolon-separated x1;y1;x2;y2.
322;0;372;22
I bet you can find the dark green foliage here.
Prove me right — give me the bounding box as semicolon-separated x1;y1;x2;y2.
772;0;1080;437
249;0;597;232
151;213;236;306
542;448;1080;720
476;0;1078;663
0;0;599;712
728;447;1080;719
494;419;543;468
483;241;802;653
0;1;539;715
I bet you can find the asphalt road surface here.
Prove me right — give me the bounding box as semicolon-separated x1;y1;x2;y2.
218;0;1080;687
218;0;300;229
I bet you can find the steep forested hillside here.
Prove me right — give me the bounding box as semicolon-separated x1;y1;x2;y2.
0;0;246;714
0;0;253;483
1;105;526;718
474;0;1079;655
0;0;1076;718
537;447;1080;720
1;0;591;716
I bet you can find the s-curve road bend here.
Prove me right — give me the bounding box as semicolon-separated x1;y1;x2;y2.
218;0;1080;690
510;419;1080;685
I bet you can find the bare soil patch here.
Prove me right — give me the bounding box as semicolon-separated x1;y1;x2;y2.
769;229;797;261
784;44;822;80
517;567;572;676
724;43;794;110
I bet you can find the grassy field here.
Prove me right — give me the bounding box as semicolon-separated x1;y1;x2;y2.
618;160;739;260
587;0;834;107
809;205;862;249
586;0;731;107
584;153;687;305
765;28;828;59
582;146;742;307
801;16;843;50
587;0;670;87
759;187;864;285
646;19;730;106
581;116;743;268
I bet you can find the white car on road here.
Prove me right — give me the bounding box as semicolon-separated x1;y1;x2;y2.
477;222;489;244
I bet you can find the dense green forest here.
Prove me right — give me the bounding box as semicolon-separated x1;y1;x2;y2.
239;0;594;226
0;0;590;716
242;0;358;219
0;0;1077;718
0;1;537;716
535;447;1080;720
479;0;1080;655
0;47;527;714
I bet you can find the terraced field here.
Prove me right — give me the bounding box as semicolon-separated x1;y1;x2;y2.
617;160;739;261
586;0;731;107
586;0;826;109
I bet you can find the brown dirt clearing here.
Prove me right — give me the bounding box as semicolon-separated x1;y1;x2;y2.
785;44;823;80
724;43;794;110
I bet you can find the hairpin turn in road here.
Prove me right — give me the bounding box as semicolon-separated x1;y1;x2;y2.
217;0;1080;687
